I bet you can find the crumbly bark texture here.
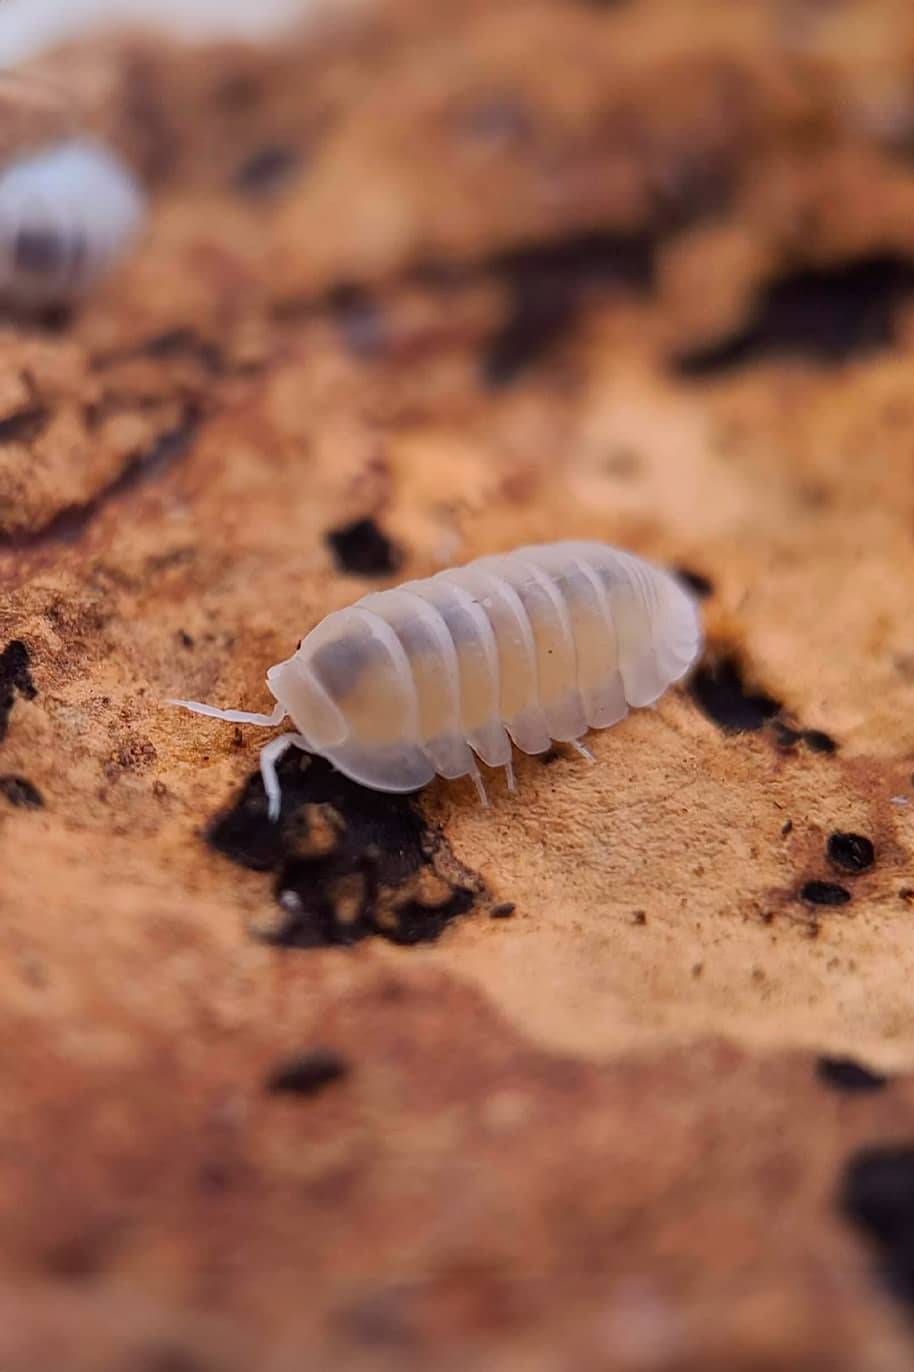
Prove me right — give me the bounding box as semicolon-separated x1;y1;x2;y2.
3;2;914;1368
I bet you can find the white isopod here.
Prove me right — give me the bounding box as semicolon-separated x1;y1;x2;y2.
0;137;145;307
171;541;703;819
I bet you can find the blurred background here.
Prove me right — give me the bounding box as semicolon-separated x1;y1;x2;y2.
2;3;914;1371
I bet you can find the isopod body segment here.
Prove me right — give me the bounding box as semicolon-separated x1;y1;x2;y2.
171;541;703;818
0;138;145;306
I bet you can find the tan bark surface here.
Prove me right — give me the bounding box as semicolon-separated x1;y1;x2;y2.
3;3;914;1368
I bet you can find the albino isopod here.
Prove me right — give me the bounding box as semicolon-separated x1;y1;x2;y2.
0;137;145;306
171;541;703;819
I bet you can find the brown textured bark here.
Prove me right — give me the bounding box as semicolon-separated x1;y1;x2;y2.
3;3;914;1368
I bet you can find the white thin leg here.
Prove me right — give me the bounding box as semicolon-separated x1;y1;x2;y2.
259;732;309;821
168;698;287;728
504;756;516;793
470;767;490;808
569;737;596;764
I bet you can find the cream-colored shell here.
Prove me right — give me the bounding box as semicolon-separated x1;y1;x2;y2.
172;541;703;819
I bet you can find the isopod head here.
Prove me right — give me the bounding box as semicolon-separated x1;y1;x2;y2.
0;137;145;307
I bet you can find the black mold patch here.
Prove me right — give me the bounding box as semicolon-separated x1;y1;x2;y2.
675;566;713;598
208;751;479;948
689;653;781;732
801;880;851;907
676;256;914;376
234;144;301;196
817;1056;887;1092
0;405;49;444
0;775;43;808
828;832;875;874
482;231;655;386
0;640;37;743
839;1145;914;1306
326;517;402;577
265;1048;349;1095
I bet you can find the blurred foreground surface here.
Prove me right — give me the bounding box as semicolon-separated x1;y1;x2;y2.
2;2;914;1368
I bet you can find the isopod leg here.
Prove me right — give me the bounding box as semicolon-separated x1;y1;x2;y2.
569;737;596;764
259;731;309;822
470;766;490;808
504;756;516;793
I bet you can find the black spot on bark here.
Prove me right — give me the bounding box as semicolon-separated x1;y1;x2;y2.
0;405;49;444
675;566;714;598
265;1047;349;1095
817;1056;887;1092
801;880;851;906
0;775;43;808
0;640;36;742
482;232;655;386
233;144;301;196
839;1145;914;1306
676;256;914;376
689;653;781;732
772;720;838;754
490;902;516;919
208;751;480;948
326;517;402;577
828;832;875;874
804;728;837;754
326;282;387;359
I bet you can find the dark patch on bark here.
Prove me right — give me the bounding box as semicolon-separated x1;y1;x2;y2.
208;751;481;948
839;1145;914;1306
816;1056;887;1092
265;1047;349;1095
0;774;44;808
689;653;781;732
676;256;914;375
0;405;49;444
827;832;875;874
234;144;302;196
800;880;851;907
326;517;402;577
482;231;655;386
0;640;37;743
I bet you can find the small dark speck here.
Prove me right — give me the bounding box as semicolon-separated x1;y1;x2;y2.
899;887;914;904
265;1047;349;1096
327;282;387;359
781;819;793;836
804;728;837;754
631;909;647;925
828;832;875;874
178;630;194;648
233;144;301;196
801;880;851;907
490;902;516;919
675;567;713;598
326;517;402;577
0;775;43;809
817;1056;888;1092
